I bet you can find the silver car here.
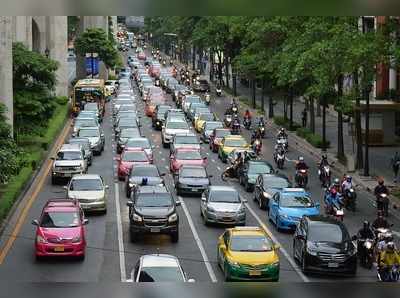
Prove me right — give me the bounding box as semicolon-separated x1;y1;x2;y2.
68;137;93;166
200;186;247;225
72;117;99;136
132;254;195;282
65;174;108;213
76;126;105;155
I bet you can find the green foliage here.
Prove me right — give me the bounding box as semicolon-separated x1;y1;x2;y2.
296;127;330;148
273;116;301;131
75;28;119;69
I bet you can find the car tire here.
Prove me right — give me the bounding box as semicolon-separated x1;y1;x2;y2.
293;242;298;262
35;255;44;262
171;231;179;243
176;188;181;196
301;252;308;274
245;181;252;192
77;254;85;262
162;141;168;148
259;197;266;210
203;214;209;226
51;176;57;185
130;230;139;243
224;263;231;282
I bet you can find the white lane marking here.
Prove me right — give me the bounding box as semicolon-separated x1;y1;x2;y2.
211;159;216;163
114;183;127;282
177;196;218;282
244;202;310;282
217;166;221;171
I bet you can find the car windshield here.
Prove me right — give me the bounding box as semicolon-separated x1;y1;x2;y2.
56;151;82;160
122;151;148;162
167;122;188;130
115;100;134;106
199;114;214;121
205;122;223;131
181;167;207;178
40;211;80;228
121;129;140;138
215;130;231;138
69;140;90;150
75;119;97;127
119;105;136;111
230;235;273;252
308;223;349;243
224;138;247;147
78;129;99;137
280;194;314;208
248;163;273;175
136;193;173;207
70;178;103;191
126;139;150;148
131;167;158;177
176;151;202;160
186;97;201;104
119;119;137;126
209;190;240;203
138;267;184;282
175;136;198;144
84;104;98;111
263;177;290;188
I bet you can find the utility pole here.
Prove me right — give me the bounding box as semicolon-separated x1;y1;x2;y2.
363;84;372;177
322;93;327;152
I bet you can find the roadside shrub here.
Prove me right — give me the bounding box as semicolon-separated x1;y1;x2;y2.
273;116;301;131
55;96;69;105
296;127;330;149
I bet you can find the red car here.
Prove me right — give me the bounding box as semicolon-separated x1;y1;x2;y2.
150;65;161;77
145;88;165;117
137;52;146;60
209;128;231;153
117;149;151;180
32;199;88;260
170;148;207;174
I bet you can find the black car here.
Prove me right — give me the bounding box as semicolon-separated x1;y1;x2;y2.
193;79;210;92
293;215;357;275
254;174;292;210
152;105;171;130
239;160;275;192
127;186;180;243
174;165;211;196
125;165;165;198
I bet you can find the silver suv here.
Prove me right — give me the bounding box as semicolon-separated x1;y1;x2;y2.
51;144;87;185
76;126;105;155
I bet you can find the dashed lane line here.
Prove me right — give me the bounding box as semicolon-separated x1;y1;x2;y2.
114;182;127;282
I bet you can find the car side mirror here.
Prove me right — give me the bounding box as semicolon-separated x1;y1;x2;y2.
241;198;248;203
126;201;134;207
175;201;181;206
208;175;213;178
315;202;320;208
82;219;89;225
203;157;208;161
187;278;195;283
160;173;166;177
199;140;203;144
31;220;39;226
201;196;206;202
62;186;68;191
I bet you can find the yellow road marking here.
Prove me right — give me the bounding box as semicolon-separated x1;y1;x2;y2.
0;119;71;265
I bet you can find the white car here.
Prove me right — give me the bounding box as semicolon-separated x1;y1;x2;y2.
162;120;191;148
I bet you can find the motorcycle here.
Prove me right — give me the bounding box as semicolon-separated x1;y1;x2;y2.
343;187;357;212
318;165;331;188
358;238;375;269
216;87;222;97
325;200;344;221
295;169;308;188
253;139;262;155
276;136;288;150
231;121;241;135
155;79;160;87
204;93;211;105
274;150;285;169
377;265;400;282
224;114;233;128
376;193;389;217
221;165;238;181
243;116;251;130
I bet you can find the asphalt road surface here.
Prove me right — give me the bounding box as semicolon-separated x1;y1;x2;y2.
0;48;398;282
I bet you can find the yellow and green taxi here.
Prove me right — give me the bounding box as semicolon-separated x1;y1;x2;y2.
194;113;216;133
217;227;280;281
218;135;250;163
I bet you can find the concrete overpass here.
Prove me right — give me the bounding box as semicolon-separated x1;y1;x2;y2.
0;16;116;133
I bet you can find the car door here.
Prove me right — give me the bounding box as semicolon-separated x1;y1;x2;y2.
269;193;280;223
218;231;230;266
255;175;263;201
294;219;307;259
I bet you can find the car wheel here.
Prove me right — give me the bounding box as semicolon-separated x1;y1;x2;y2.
301;252;308;274
163;141;168;148
259;197;266;210
224;263;231;282
275;216;281;231
245;181;251;192
176;187;181;196
203;213;209;226
130;230;139;243
293;242;298;262
51;176;57;185
77;254;85;262
171;231;179;243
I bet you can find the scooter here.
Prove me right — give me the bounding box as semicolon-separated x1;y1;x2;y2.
274;150;285;169
216;87;222;97
221;165;238;181
343;187;357;212
231;121;241;135
376;193;389;217
231;105;238;114
318;165;331;188
295;169;308;188
276;136;288;150
243;116;251;130
224;114;233;128
325;200;344;221
155;79;160;87
253;139;262;155
357;238;375;269
204;93;211;105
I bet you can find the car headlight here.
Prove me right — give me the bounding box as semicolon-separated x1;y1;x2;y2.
306;247;318;256
270;261;280;268
132;213;143;222
263;192;271;198
207;206;216;213
168;213;178;222
279;213;289;220
36;235;48;244
227;259;240;268
72;236;81;243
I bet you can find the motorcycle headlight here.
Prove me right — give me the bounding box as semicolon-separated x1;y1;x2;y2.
168;213;178;222
350;188;354;193
36;235;48;244
132;213;143;222
365;241;373;249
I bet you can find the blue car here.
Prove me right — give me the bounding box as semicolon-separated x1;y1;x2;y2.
268;188;320;231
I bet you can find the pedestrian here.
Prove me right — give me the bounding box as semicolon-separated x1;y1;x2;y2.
301;108;308;128
391;151;400;182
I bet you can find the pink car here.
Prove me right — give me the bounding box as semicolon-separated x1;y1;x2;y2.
32;199;88;260
117;149;151;180
170;148;207;174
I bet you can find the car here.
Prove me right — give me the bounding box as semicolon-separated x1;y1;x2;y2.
254;174;292;210
32;199;88;260
125;164;165;198
174;165;211;196
200;186;246;226
170;148;207;175
123;138;153;161
116;128;142;154
115;119;140;140
209;128;231;152
201;121;224;142
76;126;105;155
72;117;99;136
217;227;280;281
172;85;188;102
194;113;217;133
176;88;193;107
182;95;201;114
187;104;208;122
84;102;102;121
239;160;275;192
65;174;108;213
268;188;320;231
132;254;195;282
162;120;191;148
164;108;185;121
218;135;250;163
227;149;258;166
152;104;171;130
293;215;357;275
67;137;93;166
193;79;210;92
170;134;201;154
117;149;151;180
127;186;180;242
51;144;87;185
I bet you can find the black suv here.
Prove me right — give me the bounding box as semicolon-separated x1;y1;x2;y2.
293;215;357;275
127;186;180;243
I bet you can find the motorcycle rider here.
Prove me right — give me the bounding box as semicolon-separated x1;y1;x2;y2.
232;115;241;134
379;242;400;281
342;175;353;193
244;109;252;127
374;179;390;216
295;156;309;185
324;188;343;213
372;211;390;230
328;178;342;194
232;152;244;176
357;221;375;263
252;134;262;154
277;127;288;139
251;128;262;145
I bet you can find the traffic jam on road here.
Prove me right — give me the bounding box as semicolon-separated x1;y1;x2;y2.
3;32;399;283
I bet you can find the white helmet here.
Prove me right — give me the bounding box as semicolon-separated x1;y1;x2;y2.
299;156;304;161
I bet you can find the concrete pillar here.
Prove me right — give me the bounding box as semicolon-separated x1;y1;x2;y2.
47;16;68;97
0;16;14;134
12;16;32;50
389;67;397;92
32;16;47;54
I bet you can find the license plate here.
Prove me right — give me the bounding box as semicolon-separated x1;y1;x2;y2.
249;270;261;276
54;246;64;252
328;262;339;268
150;228;160;233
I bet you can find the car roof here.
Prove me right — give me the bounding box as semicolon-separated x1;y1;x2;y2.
281;188;307;193
229;226;267;237
306;215;343;226
43;199;80;212
137;185;168;194
140;254;180;268
60;144;82;151
71;174;101;180
224;135;245;140
209;185;236;192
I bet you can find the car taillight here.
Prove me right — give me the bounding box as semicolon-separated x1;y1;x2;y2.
36;235;48;244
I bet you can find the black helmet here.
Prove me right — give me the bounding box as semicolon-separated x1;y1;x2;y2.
378;179;384;185
141;177;148;185
322;154;327;159
363;221;370;229
387;242;395;251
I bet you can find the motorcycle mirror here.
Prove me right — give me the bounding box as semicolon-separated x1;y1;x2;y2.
351;235;358;241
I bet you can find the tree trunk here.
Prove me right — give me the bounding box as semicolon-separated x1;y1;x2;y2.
337;75;345;160
225;57;230;89
233;72;237;96
192;45;196;70
322;94;327;152
354;72;363;169
310;96;315;133
261;79;265;112
252;79;256;109
364;86;371;176
283;95;288;121
289;89;294;130
209;49;214;82
316;98;321;117
217;51;223;86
